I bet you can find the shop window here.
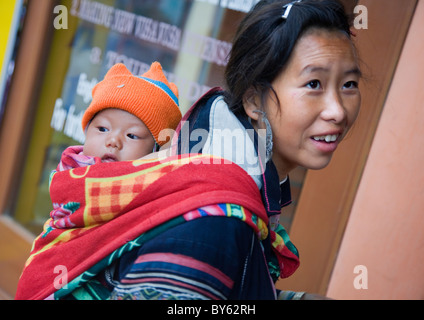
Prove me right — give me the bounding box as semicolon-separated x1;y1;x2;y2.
11;0;306;234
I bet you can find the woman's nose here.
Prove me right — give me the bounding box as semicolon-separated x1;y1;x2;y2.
321;91;347;124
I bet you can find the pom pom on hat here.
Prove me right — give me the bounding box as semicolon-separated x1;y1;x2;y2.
81;62;181;146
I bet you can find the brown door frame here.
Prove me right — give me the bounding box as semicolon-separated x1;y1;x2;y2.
0;0;54;299
277;0;418;295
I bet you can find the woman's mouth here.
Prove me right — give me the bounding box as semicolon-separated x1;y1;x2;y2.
311;134;341;153
312;134;339;143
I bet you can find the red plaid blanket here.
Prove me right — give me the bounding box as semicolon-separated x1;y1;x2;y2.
15;154;299;300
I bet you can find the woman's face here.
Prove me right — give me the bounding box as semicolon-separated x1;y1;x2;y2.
264;29;361;178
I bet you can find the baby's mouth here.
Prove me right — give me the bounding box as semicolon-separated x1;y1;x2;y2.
102;154;118;163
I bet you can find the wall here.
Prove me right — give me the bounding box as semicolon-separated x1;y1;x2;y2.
327;0;424;300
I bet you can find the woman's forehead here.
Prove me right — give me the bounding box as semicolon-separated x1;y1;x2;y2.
288;30;359;74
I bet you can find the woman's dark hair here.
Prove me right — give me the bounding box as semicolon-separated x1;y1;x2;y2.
224;0;353;116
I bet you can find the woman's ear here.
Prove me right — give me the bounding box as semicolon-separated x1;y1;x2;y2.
243;87;261;121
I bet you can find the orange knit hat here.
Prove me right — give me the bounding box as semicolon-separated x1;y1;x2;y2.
81;62;181;146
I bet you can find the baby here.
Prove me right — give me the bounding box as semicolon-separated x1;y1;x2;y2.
58;62;181;171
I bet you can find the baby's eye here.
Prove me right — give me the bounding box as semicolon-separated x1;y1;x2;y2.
127;133;139;140
98;126;108;132
306;80;322;90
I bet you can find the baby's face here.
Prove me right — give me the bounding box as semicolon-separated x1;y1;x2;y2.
83;108;155;162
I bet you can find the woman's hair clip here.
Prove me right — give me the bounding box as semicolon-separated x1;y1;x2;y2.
282;0;302;20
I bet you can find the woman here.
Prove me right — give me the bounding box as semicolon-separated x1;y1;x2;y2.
16;0;361;300
165;0;361;299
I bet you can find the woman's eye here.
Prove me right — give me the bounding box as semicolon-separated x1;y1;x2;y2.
127;133;139;140
343;81;359;89
306;80;321;90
